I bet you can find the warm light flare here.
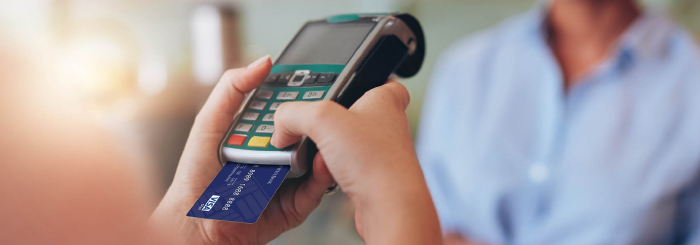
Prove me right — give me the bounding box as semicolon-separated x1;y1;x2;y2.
56;35;132;102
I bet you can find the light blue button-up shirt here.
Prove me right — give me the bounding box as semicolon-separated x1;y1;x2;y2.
416;6;700;245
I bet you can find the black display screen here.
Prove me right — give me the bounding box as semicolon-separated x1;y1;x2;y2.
275;21;376;65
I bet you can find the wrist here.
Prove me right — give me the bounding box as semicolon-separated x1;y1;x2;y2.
355;189;441;244
346;159;441;244
346;156;424;205
150;188;212;245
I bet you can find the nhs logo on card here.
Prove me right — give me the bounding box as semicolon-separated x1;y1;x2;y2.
202;195;220;211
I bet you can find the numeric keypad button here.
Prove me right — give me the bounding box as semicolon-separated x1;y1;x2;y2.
262;113;274;122
234;123;253;132
241;112;260;121
255;90;273;99
302;91;325;100
269;102;282;111
256;125;275;133
276;91;299;100
248;101;267;110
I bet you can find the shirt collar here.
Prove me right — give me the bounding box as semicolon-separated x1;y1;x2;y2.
523;2;669;69
616;10;671;61
523;0;551;36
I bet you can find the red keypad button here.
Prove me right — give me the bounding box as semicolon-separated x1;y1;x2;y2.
227;134;247;146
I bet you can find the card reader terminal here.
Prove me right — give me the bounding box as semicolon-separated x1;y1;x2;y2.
219;13;425;178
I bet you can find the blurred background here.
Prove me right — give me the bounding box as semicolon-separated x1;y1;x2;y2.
0;0;698;244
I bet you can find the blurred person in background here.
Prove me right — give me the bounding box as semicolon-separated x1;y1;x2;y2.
417;0;700;244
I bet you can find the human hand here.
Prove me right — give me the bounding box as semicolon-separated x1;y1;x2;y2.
150;56;335;245
271;81;442;244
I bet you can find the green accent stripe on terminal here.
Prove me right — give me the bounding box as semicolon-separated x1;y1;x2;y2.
328;14;361;23
270;64;345;74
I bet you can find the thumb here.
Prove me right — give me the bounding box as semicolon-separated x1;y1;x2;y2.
192;55;272;136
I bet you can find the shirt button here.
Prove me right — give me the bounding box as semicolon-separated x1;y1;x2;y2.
528;162;549;183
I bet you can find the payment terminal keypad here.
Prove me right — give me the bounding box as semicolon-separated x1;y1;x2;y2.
224;72;338;150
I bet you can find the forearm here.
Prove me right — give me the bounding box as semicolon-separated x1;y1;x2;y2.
350;159;442;244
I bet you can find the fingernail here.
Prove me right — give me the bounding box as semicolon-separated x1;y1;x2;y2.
247;55;270;68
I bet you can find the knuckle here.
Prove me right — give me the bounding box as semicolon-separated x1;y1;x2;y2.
220;69;237;81
393;83;411;106
392;82;410;99
311;101;340;123
273;102;295;123
365;84;399;103
275;101;290;112
363;86;384;99
381;82;410;108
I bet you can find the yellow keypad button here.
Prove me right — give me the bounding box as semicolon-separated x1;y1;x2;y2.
247;136;271;147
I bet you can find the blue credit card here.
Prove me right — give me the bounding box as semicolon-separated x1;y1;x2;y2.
187;162;290;223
